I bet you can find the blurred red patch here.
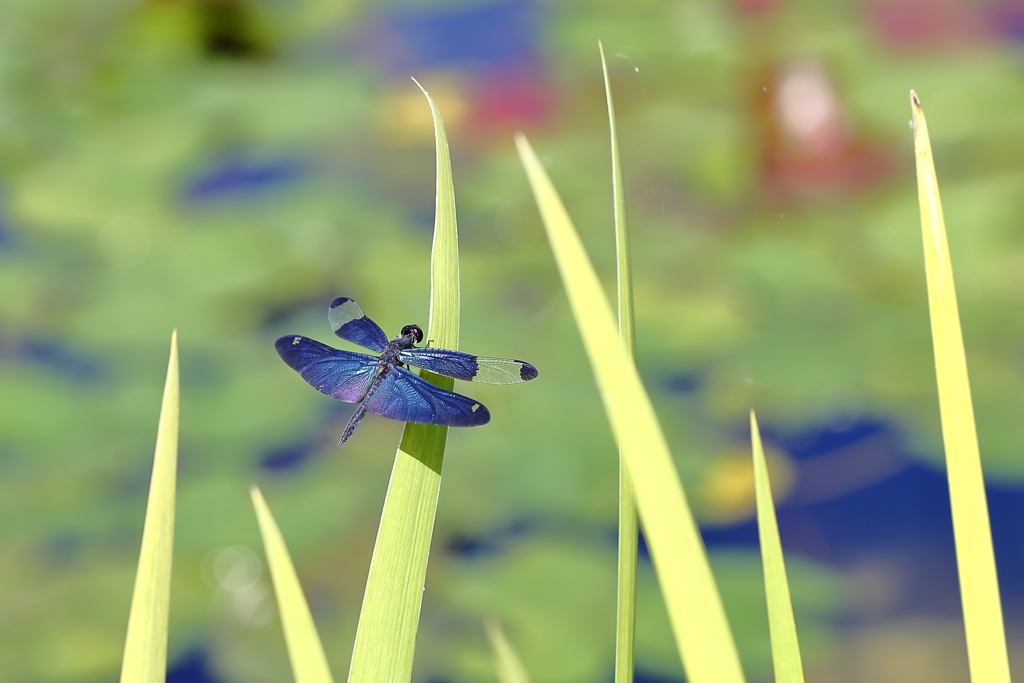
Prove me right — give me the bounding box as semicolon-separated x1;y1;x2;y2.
867;0;995;49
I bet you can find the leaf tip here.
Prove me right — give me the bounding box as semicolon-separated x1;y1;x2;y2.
513;134;530;162
250;486;269;522
910;90;926;131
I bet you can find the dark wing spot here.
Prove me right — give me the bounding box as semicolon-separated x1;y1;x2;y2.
330;296;353;309
519;362;539;381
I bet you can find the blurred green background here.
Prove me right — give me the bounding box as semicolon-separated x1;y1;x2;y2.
3;1;1024;682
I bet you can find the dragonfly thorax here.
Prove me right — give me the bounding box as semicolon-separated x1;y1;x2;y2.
391;324;423;349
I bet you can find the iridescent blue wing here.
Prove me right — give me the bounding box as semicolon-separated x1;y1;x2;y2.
328;297;389;353
275;335;378;403
398;348;538;384
363;366;491;426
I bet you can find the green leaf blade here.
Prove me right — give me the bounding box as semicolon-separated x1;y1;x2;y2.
485;619;532;683
251;486;334;683
600;40;637;683
911;91;1010;683
347;82;459;683
415;76;460;352
750;411;805;683
120;330;179;683
515;135;745;683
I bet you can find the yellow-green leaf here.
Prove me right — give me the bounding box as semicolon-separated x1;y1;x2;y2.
515;135;745;683
251;486;334;683
911;90;1010;683
750;410;804;683
599;40;637;683
120;331;179;683
347;80;459;683
485;619;532;683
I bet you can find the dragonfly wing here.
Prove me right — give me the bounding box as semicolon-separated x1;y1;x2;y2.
363;366;490;427
399;348;538;384
275;335;378;402
328;297;389;353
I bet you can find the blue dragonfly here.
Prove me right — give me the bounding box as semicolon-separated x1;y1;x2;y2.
276;297;539;445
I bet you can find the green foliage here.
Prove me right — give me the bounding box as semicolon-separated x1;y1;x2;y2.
251;486;334;683
485;620;532;683
517;134;744;683
600;40;639;683
347;82;459;683
120;332;179;683
910;93;1010;683
750;411;805;683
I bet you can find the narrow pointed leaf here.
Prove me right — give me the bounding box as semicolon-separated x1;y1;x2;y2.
600;40;637;683
911;91;1011;683
515;135;745;683
120;331;179;683
485;619;532;683
251;486;334;683
347;81;459;683
750;411;805;683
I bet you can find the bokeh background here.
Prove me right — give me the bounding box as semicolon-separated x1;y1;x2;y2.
2;0;1024;682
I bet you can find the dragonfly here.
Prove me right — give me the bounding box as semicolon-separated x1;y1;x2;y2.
275;297;539;445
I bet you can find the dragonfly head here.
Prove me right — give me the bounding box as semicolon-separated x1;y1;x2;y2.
400;324;424;345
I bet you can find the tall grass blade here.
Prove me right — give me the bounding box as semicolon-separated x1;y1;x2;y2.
515;135;745;683
347;80;460;683
750;411;805;683
484;619;532;683
599;40;637;683
120;331;179;683
910;91;1011;683
251;486;334;683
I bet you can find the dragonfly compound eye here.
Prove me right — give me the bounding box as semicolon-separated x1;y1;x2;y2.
402;324;424;343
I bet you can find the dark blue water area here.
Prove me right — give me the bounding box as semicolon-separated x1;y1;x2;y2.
167;651;220;683
664;371;703;395
261;439;320;471
0;333;109;385
447;516;537;558
183;155;307;203
0;187;17;252
980;482;1024;605
0;214;13;252
755;418;891;462
353;0;542;75
634;669;690;683
695;417;1024;618
260;403;353;472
